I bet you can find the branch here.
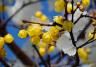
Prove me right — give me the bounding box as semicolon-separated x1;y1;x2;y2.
32;45;48;67
0;58;10;67
7;42;37;66
71;1;80;66
47;55;51;67
78;28;96;48
22;20;53;26
73;52;80;66
7;24;22;29
64;0;68;19
69;0;77;47
4;0;45;26
74;12;96;24
77;39;96;48
83;15;96;19
72;0;74;22
70;31;76;47
76;20;92;41
73;7;78;14
0;20;37;66
74;14;83;24
2;0;5;20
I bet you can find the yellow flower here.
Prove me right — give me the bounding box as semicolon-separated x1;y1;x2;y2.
88;32;93;39
53;16;64;25
18;29;27;38
4;34;14;44
67;2;72;13
27;24;42;37
48;46;55;53
55;25;62;31
0;5;7;12
78;48;89;63
38;42;48;48
87;31;96;40
30;36;40;45
82;0;90;7
76;2;81;7
0;48;6;58
40;15;48;22
54;0;65;12
92;19;96;25
39;47;46;56
42;32;53;44
63;21;73;32
0;37;5;50
79;4;85;11
49;26;59;36
49;26;59;40
35;11;43;18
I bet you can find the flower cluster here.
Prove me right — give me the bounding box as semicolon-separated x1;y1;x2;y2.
0;34;14;58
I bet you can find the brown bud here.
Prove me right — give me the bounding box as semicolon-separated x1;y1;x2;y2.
76;2;81;7
79;4;85;11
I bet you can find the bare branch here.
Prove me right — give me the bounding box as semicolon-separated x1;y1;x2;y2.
78;39;96;48
32;45;48;67
22;20;53;26
78;28;96;48
76;20;92;41
0;58;10;67
69;0;77;47
4;0;45;26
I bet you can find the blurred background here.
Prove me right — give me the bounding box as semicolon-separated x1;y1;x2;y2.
0;0;96;67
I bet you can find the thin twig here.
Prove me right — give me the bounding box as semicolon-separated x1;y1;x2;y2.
78;28;96;48
2;0;5;20
78;39;96;48
0;58;10;67
4;0;45;26
32;45;48;67
71;0;80;66
22;20;53;26
7;42;37;66
74;14;83;24
7;24;22;29
74;13;96;24
64;0;68;19
73;7;78;14
83;15;96;19
76;20;92;41
47;54;51;67
69;32;76;47
69;0;77;47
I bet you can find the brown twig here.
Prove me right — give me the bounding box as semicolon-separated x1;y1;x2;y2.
4;0;45;26
32;45;48;67
22;20;53;26
76;20;92;41
0;58;10;67
0;20;37;66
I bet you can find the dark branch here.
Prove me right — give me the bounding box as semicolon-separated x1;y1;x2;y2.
78;39;96;48
0;58;10;67
7;24;22;29
69;0;77;47
4;0;45;26
78;28;96;48
64;0;68;19
74;14;83;24
83;15;96;19
7;42;37;66
22;20;53;26
32;45;48;67
76;20;92;41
